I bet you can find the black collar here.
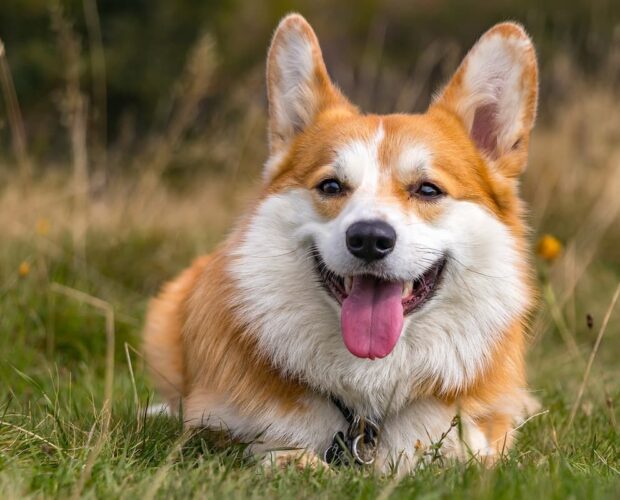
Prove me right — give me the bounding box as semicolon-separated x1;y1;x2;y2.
323;396;380;466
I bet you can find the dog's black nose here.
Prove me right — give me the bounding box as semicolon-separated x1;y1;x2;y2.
346;220;396;262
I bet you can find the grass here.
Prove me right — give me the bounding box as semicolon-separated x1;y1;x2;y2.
1;18;620;499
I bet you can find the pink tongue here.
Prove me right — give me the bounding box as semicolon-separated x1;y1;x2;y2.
341;276;404;359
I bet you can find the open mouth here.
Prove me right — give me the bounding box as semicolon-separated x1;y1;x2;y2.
313;251;446;315
312;249;446;360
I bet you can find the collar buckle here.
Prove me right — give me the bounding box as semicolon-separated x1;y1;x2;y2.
324;399;380;466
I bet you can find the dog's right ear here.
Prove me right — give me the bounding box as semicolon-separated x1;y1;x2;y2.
265;14;352;180
432;23;538;178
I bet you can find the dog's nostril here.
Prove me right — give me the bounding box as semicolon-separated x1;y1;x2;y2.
376;237;393;251
348;236;364;250
346;220;397;262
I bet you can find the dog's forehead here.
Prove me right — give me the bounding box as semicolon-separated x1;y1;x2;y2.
331;115;435;185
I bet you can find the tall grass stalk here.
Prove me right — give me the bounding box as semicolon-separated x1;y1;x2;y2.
0;38;32;185
568;281;620;428
83;0;108;171
50;2;90;263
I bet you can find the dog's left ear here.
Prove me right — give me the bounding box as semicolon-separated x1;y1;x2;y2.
265;14;352;180
433;23;538;178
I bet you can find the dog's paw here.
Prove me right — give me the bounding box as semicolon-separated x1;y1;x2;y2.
259;449;330;473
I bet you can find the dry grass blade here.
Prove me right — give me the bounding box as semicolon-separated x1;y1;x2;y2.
125;342;139;408
568;281;620;428
124;342;142;429
0;420;61;452
491;410;550;447
0;38;32;184
542;281;584;363
48;282;116;498
124;343;184;404
82;0;108;170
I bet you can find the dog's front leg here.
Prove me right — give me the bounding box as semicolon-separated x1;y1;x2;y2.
374;398;466;475
184;389;343;470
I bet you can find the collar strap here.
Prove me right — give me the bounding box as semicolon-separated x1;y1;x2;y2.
324;396;380;466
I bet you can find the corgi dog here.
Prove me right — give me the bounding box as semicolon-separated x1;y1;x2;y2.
144;13;539;472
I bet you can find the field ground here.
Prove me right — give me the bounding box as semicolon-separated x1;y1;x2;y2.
1;79;620;499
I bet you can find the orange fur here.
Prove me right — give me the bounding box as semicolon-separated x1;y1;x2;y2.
143;256;210;407
144;246;309;420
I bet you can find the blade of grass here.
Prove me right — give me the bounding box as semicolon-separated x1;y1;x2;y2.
82;0;108;170
0;420;62;453
0;38;32;184
568;281;620;428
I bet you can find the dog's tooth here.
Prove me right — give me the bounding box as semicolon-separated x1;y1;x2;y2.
402;281;413;298
345;276;353;295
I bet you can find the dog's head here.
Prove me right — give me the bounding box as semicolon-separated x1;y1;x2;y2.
232;14;537;393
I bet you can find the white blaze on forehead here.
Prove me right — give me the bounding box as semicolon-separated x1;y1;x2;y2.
396;144;433;180
334;123;384;192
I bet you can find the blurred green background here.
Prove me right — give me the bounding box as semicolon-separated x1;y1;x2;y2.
1;2;620;497
1;0;619;161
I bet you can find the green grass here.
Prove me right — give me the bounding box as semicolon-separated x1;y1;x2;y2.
1;216;619;499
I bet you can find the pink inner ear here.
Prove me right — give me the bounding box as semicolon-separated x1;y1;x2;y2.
471;103;499;159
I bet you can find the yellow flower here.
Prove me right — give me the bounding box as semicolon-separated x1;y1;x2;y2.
36;218;50;236
537;234;562;262
18;261;31;277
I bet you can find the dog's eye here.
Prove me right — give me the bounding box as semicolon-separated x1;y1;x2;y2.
412;182;444;199
317;179;343;195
